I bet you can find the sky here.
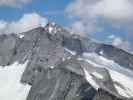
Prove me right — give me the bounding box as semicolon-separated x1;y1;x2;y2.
0;0;132;53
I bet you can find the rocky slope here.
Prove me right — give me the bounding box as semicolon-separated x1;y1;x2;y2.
0;22;133;100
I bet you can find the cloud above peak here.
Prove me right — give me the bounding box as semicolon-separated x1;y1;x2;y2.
107;35;131;52
0;13;48;34
66;0;133;34
66;0;133;52
0;0;31;7
92;0;133;21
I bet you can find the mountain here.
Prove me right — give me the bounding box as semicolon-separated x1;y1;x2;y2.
0;22;133;100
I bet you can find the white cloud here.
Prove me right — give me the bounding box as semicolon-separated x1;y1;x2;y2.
0;13;48;34
107;35;131;52
66;0;133;34
70;21;85;35
92;0;133;21
0;0;31;7
112;37;123;46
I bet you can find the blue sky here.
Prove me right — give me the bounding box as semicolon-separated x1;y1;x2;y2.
0;0;71;25
0;0;132;52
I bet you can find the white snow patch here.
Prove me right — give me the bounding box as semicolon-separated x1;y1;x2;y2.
99;50;104;55
64;48;76;55
47;22;57;34
19;34;24;39
16;33;24;39
50;66;54;69
92;72;104;79
48;26;53;33
0;61;31;100
115;85;129;98
83;68;99;90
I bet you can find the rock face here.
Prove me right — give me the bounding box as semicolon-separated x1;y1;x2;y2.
0;22;133;100
26;68;96;100
93;89;123;100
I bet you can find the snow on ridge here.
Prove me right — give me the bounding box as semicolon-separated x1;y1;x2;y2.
64;47;77;55
111;70;133;98
57;47;133;98
81;52;133;98
0;61;31;100
46;22;59;34
19;34;25;39
91;72;104;79
82;52;133;79
48;26;54;33
83;68;99;90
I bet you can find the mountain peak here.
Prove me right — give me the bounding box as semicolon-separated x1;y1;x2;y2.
44;22;63;34
0;22;133;100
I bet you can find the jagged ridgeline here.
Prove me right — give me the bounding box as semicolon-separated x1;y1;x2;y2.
0;22;133;100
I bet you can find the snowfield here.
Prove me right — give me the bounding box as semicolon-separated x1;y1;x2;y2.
0;61;31;100
81;52;133;98
65;47;133;98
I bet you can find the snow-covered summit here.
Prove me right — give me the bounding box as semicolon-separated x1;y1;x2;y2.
44;22;65;34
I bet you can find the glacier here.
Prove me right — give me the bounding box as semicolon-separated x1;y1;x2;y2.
64;44;133;98
80;52;133;98
0;61;31;100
